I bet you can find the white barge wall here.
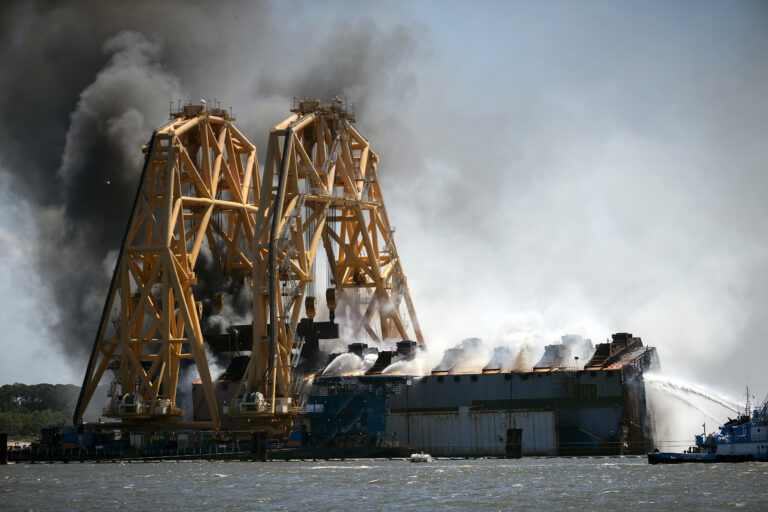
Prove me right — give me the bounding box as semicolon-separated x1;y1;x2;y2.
386;408;557;456
382;369;653;455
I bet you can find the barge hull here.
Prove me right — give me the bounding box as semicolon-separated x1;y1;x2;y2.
648;452;766;464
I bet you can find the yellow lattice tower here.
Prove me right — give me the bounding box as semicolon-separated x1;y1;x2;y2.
74;103;259;429
237;97;423;415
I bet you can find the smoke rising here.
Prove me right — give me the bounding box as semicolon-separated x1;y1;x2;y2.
44;30;182;357
0;0;424;369
1;1;767;403
376;333;594;376
382;2;768;398
433;338;490;373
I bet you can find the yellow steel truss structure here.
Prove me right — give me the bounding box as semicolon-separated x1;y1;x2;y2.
241;98;423;412
74;104;259;428
74;98;422;431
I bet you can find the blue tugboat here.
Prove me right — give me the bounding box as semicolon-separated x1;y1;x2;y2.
648;388;768;463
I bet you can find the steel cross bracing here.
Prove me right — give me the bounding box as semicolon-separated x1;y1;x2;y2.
74;104;260;428
73;98;422;431
240;98;423;415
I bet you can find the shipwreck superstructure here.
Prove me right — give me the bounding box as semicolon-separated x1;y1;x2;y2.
305;332;658;456
63;98;661;459
74;98;422;437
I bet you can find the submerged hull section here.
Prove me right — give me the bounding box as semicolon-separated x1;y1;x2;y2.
303;333;658;457
387;408;557;456
385;366;653;456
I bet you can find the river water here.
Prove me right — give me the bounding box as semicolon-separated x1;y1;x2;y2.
2;457;766;511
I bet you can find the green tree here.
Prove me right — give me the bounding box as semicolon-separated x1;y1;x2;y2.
0;383;80;439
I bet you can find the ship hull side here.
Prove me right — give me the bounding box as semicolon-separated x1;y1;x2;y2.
385;369;651;456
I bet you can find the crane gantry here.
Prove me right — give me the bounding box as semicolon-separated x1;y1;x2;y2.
73;98;422;434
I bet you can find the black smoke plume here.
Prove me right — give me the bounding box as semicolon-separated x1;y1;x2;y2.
0;0;423;366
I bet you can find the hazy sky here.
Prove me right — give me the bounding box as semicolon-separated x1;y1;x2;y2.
0;0;766;401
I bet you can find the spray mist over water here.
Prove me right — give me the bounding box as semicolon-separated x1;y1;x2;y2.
645;373;741;412
644;373;742;449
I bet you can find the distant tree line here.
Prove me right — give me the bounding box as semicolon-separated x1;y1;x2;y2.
0;383;80;439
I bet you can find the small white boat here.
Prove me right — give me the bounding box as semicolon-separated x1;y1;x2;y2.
410;452;433;463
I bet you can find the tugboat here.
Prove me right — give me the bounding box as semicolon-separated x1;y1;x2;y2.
648;387;768;464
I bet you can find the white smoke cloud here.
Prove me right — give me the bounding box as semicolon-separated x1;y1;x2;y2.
0;1;766;404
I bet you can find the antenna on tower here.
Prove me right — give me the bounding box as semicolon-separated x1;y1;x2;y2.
745;385;754;418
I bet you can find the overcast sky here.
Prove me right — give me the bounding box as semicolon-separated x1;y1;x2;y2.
0;0;765;401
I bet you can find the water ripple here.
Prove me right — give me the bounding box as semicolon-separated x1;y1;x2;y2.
0;458;766;511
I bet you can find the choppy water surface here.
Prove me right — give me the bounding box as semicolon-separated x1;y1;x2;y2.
2;457;766;511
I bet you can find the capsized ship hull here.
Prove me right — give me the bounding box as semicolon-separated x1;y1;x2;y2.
304;332;659;457
385;366;652;456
